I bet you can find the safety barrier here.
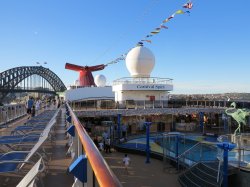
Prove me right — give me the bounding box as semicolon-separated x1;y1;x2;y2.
0;104;26;127
69;99;250;111
65;103;122;187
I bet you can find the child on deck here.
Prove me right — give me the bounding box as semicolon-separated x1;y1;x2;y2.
123;154;130;174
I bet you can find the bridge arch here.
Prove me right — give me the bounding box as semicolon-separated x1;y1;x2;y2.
0;66;66;101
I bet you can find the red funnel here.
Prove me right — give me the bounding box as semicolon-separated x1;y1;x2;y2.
65;63;105;87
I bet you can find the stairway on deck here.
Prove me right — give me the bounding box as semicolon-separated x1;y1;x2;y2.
179;162;220;187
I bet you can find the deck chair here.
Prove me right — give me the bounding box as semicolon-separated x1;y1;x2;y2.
0;113;58;152
0;134;41;152
0;108;59;175
1;108;59;149
11;111;57;135
11;125;47;135
0;130;48;176
16;158;44;187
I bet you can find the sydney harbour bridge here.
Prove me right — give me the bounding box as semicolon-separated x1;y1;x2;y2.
0;66;66;103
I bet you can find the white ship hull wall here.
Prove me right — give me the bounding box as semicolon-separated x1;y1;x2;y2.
112;83;172;102
112;84;173;92
114;90;169;102
65;87;114;101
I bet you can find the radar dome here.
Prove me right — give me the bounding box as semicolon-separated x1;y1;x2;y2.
94;74;106;87
126;46;155;77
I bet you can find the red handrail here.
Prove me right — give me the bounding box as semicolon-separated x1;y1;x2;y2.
67;103;122;187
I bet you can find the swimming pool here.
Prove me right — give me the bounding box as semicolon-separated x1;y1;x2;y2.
119;134;218;156
118;133;250;169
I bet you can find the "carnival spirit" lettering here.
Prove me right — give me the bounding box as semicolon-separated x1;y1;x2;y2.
136;85;165;89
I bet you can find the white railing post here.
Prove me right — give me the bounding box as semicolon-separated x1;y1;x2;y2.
14;106;17;119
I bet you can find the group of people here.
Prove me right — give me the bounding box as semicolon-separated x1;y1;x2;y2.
26;97;42;118
93;132;131;174
93;131;112;153
26;96;63;118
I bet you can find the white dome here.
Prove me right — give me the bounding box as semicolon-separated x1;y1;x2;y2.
94;74;106;87
126;46;155;77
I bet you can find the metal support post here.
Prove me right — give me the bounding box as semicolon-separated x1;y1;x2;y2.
176;135;179;170
144;122;152;164
117;114;121;141
217;142;236;187
199;112;204;134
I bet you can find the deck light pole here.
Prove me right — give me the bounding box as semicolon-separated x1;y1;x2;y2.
199;112;204;134
176;134;179;170
117;114;121;141
144;122;152;164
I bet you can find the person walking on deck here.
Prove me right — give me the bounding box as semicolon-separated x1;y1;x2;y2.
123;154;130;174
26;97;34;118
35;99;41;114
105;138;111;153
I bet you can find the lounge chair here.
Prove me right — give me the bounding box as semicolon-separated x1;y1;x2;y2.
0;109;59;152
16;158;44;187
0;130;48;176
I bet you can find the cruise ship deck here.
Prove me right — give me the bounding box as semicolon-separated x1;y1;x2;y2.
0;101;250;187
0;105;182;187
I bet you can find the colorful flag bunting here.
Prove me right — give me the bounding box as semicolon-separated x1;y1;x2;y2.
183;2;193;9
106;1;193;66
137;42;144;46
175;10;185;14
141;40;152;43
162;15;174;23
151;30;160;34
162;18;170;23
160;25;168;29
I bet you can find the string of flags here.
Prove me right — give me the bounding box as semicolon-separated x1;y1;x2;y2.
141;0;193;44
106;1;193;66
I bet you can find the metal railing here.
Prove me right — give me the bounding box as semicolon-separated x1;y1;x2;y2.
69;99;250;111
66;103;122;187
218;134;250;171
177;141;201;160
178;142;218;168
0;104;27;127
176;141;222;185
69;100;169;110
112;77;173;85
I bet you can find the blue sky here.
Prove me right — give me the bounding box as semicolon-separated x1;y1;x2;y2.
0;0;249;94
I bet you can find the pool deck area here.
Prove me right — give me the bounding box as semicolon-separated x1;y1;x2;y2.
103;150;180;187
0;108;181;187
